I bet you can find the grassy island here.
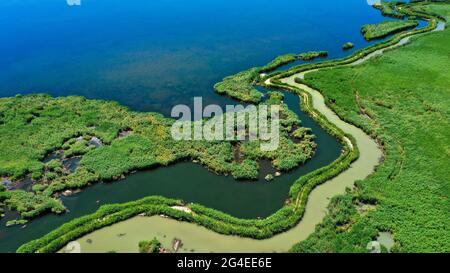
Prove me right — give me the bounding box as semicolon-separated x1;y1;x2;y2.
214;51;328;103
213;67;262;103
261;51;328;73
0;92;316;220
361;20;419;40
342;42;354;50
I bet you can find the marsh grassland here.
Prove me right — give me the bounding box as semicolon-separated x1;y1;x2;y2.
292;3;450;253
373;1;406;19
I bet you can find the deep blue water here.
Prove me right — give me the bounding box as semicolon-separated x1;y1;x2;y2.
1;0;393;115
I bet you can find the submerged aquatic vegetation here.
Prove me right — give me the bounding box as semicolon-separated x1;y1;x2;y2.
297;51;329;61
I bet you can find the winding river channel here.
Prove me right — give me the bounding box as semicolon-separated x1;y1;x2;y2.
72;66;383;253
72;83;382;252
68;19;446;253
0;84;342;252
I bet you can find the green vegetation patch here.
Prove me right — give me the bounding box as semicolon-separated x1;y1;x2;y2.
214;51;328;102
214;67;262;103
6;219;28;227
261;51;328;73
342;42;355;50
139;237;162;253
361;20;419;40
292;3;450;252
297;51;329;61
373;1;406;19
0;92;316;219
422;1;450;19
1;190;65;219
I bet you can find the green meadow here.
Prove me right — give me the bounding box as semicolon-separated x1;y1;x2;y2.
292;4;450;253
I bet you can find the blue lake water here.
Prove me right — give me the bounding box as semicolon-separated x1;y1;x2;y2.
2;0;393;115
